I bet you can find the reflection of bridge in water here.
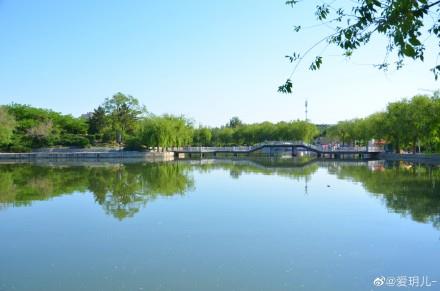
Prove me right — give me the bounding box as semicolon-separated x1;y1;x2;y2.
173;142;384;159
183;157;378;171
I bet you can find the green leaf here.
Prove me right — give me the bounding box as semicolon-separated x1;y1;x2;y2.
309;56;323;71
285;0;299;7
278;79;293;94
403;44;416;58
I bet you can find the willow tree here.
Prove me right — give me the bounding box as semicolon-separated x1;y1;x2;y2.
137;115;193;149
193;127;212;146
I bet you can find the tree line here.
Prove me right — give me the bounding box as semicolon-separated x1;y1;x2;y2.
0;92;319;152
193;119;319;146
1;92;439;153
325;94;440;153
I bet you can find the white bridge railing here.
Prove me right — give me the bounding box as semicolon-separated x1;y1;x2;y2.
172;142;384;153
171;146;254;153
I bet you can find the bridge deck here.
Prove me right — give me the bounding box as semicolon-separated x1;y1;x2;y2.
172;143;383;155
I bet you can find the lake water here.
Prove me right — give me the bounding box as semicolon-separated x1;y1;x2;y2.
0;159;439;291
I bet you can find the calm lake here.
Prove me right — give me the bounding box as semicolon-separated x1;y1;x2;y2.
0;159;439;291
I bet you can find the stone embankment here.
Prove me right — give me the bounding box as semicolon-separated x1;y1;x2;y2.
379;152;440;165
0;150;174;161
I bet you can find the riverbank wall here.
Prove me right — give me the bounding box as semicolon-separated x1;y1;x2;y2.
0;151;174;161
1;150;440;165
379;152;440;165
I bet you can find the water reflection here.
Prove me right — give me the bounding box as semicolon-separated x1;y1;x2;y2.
327;161;440;229
187;157;319;180
0;162;195;220
0;159;439;228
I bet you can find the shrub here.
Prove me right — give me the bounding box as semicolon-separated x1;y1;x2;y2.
58;134;90;148
8;144;32;152
124;136;144;151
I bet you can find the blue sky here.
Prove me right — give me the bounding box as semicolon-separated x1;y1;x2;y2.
0;0;438;126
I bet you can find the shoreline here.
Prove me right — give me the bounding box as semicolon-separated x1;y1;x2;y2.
378;152;440;165
0;151;439;165
0;151;174;161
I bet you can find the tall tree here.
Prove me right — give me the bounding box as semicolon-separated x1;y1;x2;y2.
227;117;243;128
88;106;107;135
407;95;436;153
103;93;146;143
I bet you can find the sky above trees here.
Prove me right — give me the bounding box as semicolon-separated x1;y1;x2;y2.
0;0;438;126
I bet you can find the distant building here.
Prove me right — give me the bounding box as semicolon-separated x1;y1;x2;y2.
80;112;93;120
314;136;332;145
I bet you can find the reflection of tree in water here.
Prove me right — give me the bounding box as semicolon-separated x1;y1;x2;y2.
328;162;440;229
89;163;195;220
0;159;317;218
0;165;89;206
190;157;319;181
0;163;194;220
2;160;439;226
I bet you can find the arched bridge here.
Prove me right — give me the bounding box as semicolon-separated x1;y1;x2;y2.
172;142;384;157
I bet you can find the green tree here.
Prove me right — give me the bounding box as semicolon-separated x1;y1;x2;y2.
193;127;212;146
386;99;415;153
290;120;319;143
0;107;16;145
227;116;243;128
26;121;55;147
137;115;193;149
365;112;387;140
430;96;440;151
5;103;89;149
325;94;440;153
87;106;108;135
407;95;438;153
53;114;88;135
280;0;440;93
327;120;352;145
103;92;146;143
206;120;318;146
217;127;234;145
